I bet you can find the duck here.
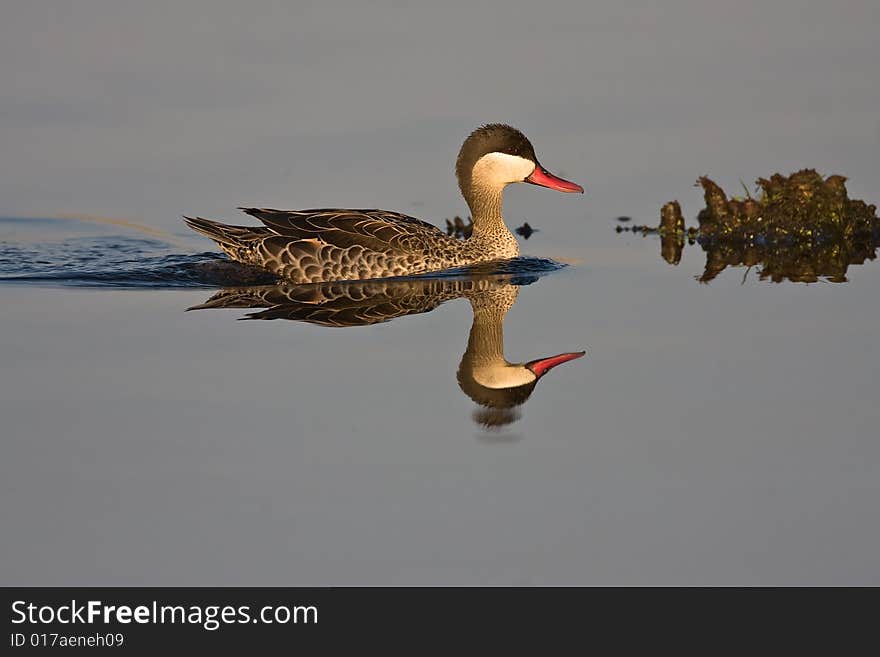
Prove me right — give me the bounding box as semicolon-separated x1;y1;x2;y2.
184;124;583;284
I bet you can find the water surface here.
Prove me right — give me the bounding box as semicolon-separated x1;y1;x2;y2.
3;212;878;585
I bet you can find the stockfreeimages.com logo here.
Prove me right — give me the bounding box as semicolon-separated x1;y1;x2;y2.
11;600;317;631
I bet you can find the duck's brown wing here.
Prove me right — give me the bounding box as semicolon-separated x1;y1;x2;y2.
238;207;447;252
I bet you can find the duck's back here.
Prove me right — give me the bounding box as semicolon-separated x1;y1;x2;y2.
186;207;470;284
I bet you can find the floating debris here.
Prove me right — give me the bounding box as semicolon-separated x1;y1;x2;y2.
445;216;538;240
616;170;880;283
616;216;632;223
445;215;473;239
515;221;538;239
695;170;876;243
658;201;686;265
660;201;685;235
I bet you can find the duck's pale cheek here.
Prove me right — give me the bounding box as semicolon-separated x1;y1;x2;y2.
471;152;536;187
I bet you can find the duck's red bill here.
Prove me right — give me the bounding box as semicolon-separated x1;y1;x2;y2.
526;351;586;378
526;165;584;193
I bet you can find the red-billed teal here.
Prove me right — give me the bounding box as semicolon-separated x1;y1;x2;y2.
184;124;582;284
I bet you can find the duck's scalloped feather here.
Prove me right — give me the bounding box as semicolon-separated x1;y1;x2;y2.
185;208;491;283
239;207;446;251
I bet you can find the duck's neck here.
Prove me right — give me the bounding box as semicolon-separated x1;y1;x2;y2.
462;184;518;256
462;286;518;366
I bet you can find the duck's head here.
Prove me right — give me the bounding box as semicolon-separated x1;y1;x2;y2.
455;124;584;200
457;350;586;428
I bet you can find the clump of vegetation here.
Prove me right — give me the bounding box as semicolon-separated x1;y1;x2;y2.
696;170;877;243
616;169;879;283
515;221;537;239
445;216;538;240
445;215;473;239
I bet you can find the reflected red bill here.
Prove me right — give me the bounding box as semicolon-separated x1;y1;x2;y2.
526;351;586;378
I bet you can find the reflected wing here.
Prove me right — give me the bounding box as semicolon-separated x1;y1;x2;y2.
189;276;518;327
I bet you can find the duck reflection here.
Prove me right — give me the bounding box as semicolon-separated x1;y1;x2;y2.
191;274;584;430
453;282;583;429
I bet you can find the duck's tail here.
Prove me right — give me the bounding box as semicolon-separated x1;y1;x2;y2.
183;216;256;247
